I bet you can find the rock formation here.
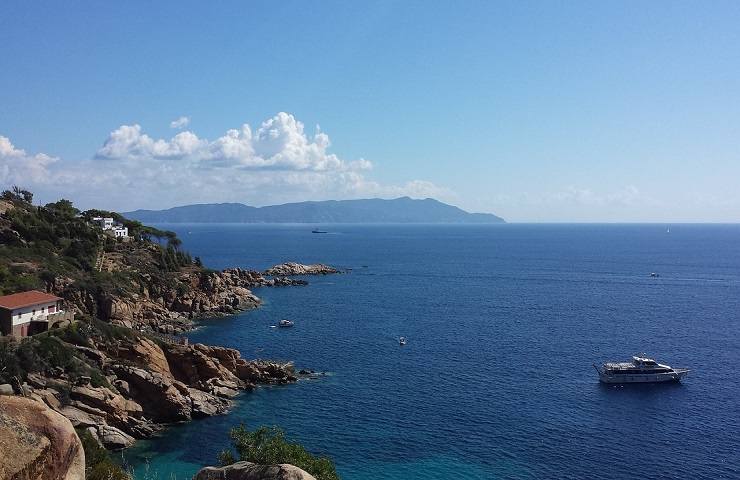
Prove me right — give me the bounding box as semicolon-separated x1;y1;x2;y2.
0;395;85;480
194;461;317;480
264;263;339;276
51;265;306;335
11;333;297;452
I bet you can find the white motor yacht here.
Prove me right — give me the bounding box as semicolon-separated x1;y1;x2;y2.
594;355;689;383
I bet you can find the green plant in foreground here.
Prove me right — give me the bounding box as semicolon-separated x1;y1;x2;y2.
219;425;340;480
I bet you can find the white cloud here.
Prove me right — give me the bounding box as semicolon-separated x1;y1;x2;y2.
96;124;205;160
97;112;359;171
1;112;449;211
169;116;190;129
0;135;58;184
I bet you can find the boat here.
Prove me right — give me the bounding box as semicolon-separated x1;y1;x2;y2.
312;229;328;234
593;355;689;383
399;336;406;346
278;319;294;328
650;272;660;278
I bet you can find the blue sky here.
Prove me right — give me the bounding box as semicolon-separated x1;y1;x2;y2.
1;1;739;221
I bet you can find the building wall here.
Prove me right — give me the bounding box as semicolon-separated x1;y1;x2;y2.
8;301;60;326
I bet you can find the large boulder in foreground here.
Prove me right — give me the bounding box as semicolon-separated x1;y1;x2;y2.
264;262;338;276
194;461;316;480
0;396;85;480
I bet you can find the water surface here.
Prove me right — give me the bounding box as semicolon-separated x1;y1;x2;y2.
124;224;740;479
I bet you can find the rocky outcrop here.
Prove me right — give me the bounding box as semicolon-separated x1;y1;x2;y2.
194;462;316;480
264;262;339;276
0;396;85;480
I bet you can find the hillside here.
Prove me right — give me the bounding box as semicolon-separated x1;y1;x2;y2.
0;188;303;464
123;197;506;224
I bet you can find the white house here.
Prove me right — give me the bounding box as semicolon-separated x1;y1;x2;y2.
92;217;114;230
0;290;74;337
112;225;129;238
92;216;129;238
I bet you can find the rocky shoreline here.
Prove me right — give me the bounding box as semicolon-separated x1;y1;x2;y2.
264;262;340;276
14;335;297;450
1;262;341;454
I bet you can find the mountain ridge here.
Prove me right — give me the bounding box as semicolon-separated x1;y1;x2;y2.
123;197;505;224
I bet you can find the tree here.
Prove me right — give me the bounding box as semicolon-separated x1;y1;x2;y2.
3;186;33;203
45;199;79;219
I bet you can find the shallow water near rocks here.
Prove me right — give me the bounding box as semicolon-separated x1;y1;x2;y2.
123;224;740;479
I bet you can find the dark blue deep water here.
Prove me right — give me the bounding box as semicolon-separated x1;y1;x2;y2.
124;224;740;479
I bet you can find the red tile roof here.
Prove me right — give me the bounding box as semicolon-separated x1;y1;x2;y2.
0;290;62;310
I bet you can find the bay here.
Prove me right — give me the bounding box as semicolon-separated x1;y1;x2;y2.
124;224;740;480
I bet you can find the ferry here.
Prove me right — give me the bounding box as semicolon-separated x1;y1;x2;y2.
593;355;689;383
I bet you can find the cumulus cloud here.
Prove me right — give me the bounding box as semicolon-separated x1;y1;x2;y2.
96;124;205;160
97;112;358;171
169;116;190;129
1;112;449;211
0;135;58;184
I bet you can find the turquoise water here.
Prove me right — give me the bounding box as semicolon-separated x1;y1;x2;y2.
124;224;740;479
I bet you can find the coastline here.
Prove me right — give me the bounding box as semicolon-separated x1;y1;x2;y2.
2;256;340;456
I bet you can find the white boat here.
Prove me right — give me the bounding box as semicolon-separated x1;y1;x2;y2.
594;355;689;383
399;336;406;346
278;319;294;328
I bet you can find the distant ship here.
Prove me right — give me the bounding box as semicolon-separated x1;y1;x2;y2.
593;355;689;383
312;229;328;234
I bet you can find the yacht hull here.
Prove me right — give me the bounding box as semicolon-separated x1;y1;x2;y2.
598;369;689;384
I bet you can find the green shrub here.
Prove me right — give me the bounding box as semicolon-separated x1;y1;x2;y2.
220;425;340;480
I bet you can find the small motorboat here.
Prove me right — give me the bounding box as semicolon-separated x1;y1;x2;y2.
278;319;294;328
650;272;660;278
399;336;406;346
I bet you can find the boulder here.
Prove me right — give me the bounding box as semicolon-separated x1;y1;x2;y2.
115;337;172;378
59;405;105;429
0;383;14;395
164;343;243;388
0;395;85;480
96;424;136;450
264;262;339;276
112;365;192;422
194;462;316;480
188;388;230;418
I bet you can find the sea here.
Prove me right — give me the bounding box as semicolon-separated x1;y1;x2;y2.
122;224;740;480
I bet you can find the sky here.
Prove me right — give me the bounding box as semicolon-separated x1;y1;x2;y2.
1;1;739;222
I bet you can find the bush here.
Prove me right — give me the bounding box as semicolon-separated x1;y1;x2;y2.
219;425;340;480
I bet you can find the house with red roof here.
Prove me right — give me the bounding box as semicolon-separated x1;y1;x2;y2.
0;290;73;337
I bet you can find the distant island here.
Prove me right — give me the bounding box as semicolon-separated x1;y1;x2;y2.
123;197;505;224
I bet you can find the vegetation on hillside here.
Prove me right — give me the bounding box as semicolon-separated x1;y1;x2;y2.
0;316;140;388
219;425;340;480
0;186;193;300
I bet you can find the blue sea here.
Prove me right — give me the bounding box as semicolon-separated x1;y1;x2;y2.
123;224;740;480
